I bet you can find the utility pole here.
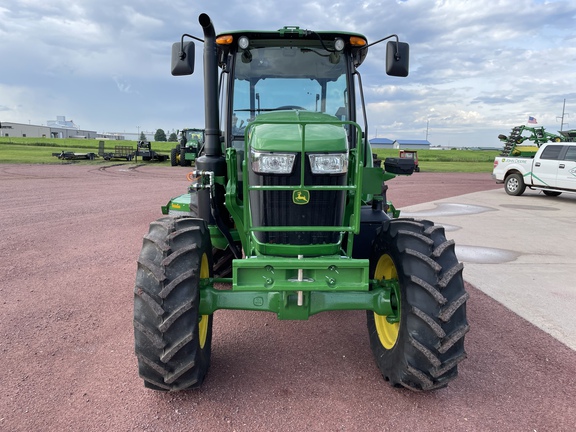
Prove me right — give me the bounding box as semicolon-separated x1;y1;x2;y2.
425;120;430;140
557;99;569;131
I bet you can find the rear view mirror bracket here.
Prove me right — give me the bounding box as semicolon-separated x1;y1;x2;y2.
362;34;410;78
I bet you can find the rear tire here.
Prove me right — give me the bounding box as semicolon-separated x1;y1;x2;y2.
543;190;562;197
134;216;213;391
505;173;526;196
170;148;178;166
367;219;469;391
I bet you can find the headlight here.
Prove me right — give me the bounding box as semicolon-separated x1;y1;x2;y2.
308;153;348;174
238;36;250;50
251;150;296;174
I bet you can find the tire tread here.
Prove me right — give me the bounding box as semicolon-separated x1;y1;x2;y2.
367;218;469;391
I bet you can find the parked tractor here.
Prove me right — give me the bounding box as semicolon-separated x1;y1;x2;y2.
134;13;468;392
171;128;204;166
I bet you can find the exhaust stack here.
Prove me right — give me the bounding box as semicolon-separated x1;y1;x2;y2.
198;13;221;159
195;14;227;222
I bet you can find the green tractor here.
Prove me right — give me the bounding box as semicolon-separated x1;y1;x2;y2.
134;13;468;392
171;128;204;166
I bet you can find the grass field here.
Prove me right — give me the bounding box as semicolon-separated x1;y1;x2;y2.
0;137;175;165
373;148;500;172
0;137;501;172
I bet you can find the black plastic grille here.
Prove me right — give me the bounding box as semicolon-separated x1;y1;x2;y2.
249;156;346;245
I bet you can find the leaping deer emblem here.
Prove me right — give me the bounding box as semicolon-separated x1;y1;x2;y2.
293;190;310;205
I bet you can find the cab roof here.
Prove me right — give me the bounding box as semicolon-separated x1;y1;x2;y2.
216;27;369;66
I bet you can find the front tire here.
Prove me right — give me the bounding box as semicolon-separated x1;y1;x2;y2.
170;191;237;278
180;148;189;167
367;219;469;391
505;173;526;196
134;216;213;391
543;190;562;197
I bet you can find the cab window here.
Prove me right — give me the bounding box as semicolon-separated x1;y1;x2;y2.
563;146;576;161
540;145;563;160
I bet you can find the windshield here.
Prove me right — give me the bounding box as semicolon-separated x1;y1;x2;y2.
231;45;348;134
185;130;203;142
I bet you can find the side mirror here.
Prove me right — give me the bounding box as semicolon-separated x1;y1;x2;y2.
171;41;195;76
386;41;409;77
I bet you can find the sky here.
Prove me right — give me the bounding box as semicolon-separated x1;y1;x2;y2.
1;0;575;147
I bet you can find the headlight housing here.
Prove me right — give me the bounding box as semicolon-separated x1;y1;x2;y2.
251;150;296;174
238;36;250;50
308;153;348;174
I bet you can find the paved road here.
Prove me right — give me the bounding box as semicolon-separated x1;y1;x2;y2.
402;188;576;350
1;165;574;432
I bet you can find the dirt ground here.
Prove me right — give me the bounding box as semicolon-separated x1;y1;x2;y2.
1;164;575;431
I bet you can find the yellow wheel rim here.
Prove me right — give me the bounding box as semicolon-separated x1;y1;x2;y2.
374;254;400;349
198;253;209;349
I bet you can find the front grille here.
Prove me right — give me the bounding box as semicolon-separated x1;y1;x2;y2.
249;156;346;245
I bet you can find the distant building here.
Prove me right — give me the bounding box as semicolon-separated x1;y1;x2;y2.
393;139;431;150
0;116;99;139
46;116;97;139
369;138;395;149
1;122;51;138
47;115;77;129
370;138;431;150
95;133;125;140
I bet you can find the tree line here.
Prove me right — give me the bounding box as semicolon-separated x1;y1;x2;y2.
139;129;178;142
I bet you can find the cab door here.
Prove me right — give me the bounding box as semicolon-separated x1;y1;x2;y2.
531;144;563;187
556;146;576;190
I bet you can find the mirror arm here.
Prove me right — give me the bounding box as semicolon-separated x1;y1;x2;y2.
179;33;204;59
364;34;401;60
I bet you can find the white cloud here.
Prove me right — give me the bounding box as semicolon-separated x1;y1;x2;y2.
113;76;137;94
0;0;575;145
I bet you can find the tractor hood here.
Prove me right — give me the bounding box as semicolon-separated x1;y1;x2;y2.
248;111;348;152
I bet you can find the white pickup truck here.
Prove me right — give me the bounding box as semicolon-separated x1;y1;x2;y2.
492;142;576;196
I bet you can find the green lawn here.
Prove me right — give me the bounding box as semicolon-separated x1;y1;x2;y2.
373;148;500;172
0;137;501;172
0;137;174;164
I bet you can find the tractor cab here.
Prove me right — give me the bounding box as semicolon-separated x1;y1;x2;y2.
173;22;409;161
182;128;204;145
220;27;367;147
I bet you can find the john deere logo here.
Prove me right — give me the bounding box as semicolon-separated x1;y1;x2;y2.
293;189;310;205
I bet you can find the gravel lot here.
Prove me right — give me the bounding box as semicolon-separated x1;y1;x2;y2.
1;164;574;431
